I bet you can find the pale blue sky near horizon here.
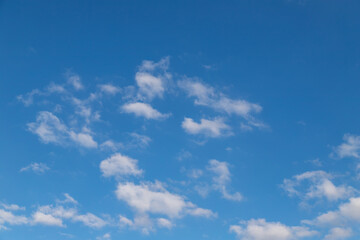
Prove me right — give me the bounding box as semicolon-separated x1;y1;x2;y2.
1;1;360;239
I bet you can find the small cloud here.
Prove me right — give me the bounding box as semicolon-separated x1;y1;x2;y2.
20;163;50;174
121;102;170;120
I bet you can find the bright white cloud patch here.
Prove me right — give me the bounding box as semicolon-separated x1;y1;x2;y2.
27;111;97;148
0;209;28;229
121;102;169;120
135;57;170;101
20;162;50;174
115;181;216;219
282;171;353;203
178;79;263;129
182;117;231;138
32;195;107;229
332;134;360;159
100;153;143;178
230;218;317;240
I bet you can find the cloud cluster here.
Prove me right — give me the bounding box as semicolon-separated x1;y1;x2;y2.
282;171;354;203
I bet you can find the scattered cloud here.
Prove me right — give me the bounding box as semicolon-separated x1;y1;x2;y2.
115;181;216;219
207;160;242;201
324;227;352;240
66;71;83;90
178;79;264;129
182;117;232;138
121;102;169;120
99;84;121;95
230;218;317;240
20;162;50;174
100;153;143;178
27;111;98;148
282;171;354;203
332;134;360;159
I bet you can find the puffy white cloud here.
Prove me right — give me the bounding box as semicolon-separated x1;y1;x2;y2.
31;194;107;229
229;218;317;240
27;111;98;148
27;111;68;145
0;209;28;228
32;212;64;227
207;160;242;201
324;227;352;240
178;79;263;128
20;162;50;174
99;84;121;95
332;134;360;159
100;153;143;178
121;102;169;120
182;117;231;138
115;181;216;219
282;171;353;203
135;57;170;101
136;73;164;100
69;131;98;148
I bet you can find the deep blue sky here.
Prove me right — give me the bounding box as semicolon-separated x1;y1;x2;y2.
1;1;360;239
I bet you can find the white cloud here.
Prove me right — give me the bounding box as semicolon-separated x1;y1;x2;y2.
20;162;50;174
72;213;107;228
229;218;317;240
99;84;121;95
100;153;143;178
182;117;231;138
135;57;170;101
282;171;354;203
332;134;360;159
0;209;28;228
69;131;98;148
207;160;242;201
115;181;216;219
324;227;352;240
27;111;98;148
17;89;42;106
157;218;173;229
1;203;25;211
178;79;263;128
32;212;64;227
121;102;169;120
97;233;111;240
56;193;78;205
66;71;83;90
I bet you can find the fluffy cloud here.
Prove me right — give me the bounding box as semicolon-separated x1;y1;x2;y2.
178;79;263;129
115;181;216;219
182;117;231;138
332;134;360;159
230;218;317;240
324;227;352;240
207;160;242;201
27;111;97;148
121;102;169;120
135;57;170;101
0;209;28;229
20;162;50;174
99;84;121;95
32;195;107;229
282;171;353;203
100;153;143;178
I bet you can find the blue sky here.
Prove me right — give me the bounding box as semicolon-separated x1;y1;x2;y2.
1;0;360;239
